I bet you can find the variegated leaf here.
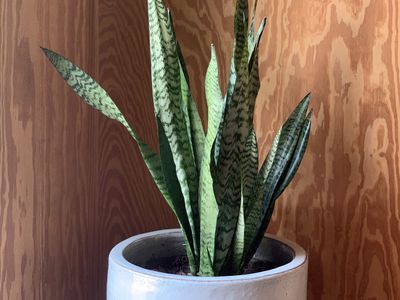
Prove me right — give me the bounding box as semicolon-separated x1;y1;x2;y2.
198;45;224;276
241;128;259;213
218;128;257;275
148;0;200;259
233;0;249;73
242;93;311;267
156;116;197;273
241;19;266;140
212;25;251;276
242;128;281;264
41;48;171;203
229;182;246;274
272;110;312;200
212;8;268;275
214;0;249;164
170;11;205;172
242;112;311;269
259;93;311;213
247;0;259;53
41;47;201;268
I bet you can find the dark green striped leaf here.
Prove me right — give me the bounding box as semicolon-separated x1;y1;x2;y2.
242;93;311;267
41;48;170;202
214;0;250;164
272;110;312;200
212;8;268;275
248;0;259;54
241;128;259;213
230;129;258;273
170;11;205;172
157;116;197;273
198;45;224;276
148;0;200;260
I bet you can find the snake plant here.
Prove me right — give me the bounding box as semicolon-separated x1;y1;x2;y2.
42;0;312;276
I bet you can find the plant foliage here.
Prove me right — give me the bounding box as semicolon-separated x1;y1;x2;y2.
42;0;312;276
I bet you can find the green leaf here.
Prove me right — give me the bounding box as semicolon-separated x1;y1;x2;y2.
272;110;312;200
241;128;259;213
212;9;267;275
242;128;281;265
242;93;311;267
41;47;201;271
198;45;224;276
233;0;249;74
157;116;197;273
241;19;266;139
170;11;205;172
148;0;200;260
214;0;250;164
248;0;259;54
212;61;249;274
229;190;245;274
214;17;265;168
259;93;311;212
40;47;169;200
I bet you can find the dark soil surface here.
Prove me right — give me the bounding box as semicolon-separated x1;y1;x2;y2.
242;258;280;274
143;255;279;276
144;255;192;275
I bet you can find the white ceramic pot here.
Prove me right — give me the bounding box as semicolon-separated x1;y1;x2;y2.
107;229;308;300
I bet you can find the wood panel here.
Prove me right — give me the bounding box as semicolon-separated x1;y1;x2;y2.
0;0;100;299
1;0;400;299
0;0;176;299
95;1;178;297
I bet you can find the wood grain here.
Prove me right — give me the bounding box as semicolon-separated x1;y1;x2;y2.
0;0;100;299
1;0;176;299
1;0;399;299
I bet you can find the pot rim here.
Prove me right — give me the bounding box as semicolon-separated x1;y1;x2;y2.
109;229;307;282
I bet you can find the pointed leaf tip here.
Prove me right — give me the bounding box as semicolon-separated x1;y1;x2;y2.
301;92;312;108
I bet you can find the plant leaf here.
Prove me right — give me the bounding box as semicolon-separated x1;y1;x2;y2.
198;45;224;276
242;128;281;265
148;0;200;259
259;93;311;214
241;128;259;213
242;93;311;267
41;48;170;200
212;42;250;275
233;0;249;74
214;0;249;164
170;11;205;172
229;187;245;274
241;19;265;140
212;15;267;275
156;116;197;273
248;0;259;54
272;110;312;200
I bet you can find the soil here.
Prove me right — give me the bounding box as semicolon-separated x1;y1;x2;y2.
143;255;279;276
144;255;192;275
242;258;280;274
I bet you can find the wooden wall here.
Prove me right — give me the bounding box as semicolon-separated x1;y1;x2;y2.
0;1;175;299
1;0;399;299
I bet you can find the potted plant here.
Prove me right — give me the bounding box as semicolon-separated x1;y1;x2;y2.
42;0;312;299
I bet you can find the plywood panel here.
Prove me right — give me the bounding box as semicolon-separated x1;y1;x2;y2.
0;0;178;299
1;0;399;299
0;0;100;299
94;1;179;297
